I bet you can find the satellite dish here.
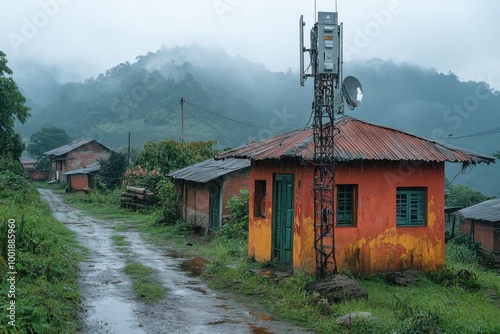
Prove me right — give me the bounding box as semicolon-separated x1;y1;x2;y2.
342;76;363;109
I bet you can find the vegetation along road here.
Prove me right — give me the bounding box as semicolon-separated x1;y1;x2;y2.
38;188;312;334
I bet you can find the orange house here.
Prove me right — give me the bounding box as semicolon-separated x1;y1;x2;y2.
216;117;494;274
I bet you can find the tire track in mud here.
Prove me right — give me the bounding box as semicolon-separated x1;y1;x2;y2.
38;189;313;334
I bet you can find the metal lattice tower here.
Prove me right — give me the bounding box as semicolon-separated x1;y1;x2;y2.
312;74;338;278
307;13;343;278
301;11;362;278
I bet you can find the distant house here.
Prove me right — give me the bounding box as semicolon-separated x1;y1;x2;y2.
20;156;49;181
216;116;494;274
63;162;101;193
44;138;111;183
457;198;500;267
20;157;37;170
168;158;250;233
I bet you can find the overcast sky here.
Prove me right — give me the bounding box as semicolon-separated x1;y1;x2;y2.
1;0;499;89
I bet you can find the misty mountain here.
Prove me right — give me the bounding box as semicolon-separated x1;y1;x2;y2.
13;45;499;196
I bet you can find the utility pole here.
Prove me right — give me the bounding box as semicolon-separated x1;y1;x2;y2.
180;97;185;143
127;131;131;166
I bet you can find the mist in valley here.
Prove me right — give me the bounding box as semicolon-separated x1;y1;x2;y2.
11;45;500;196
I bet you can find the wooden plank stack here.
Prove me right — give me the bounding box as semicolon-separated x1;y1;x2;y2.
120;186;155;209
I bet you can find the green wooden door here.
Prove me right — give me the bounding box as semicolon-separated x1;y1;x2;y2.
209;184;221;231
272;174;294;268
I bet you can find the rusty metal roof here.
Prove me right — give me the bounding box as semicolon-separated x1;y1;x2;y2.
63;162;101;175
456;198;500;223
168;158;250;183
216;116;495;165
44;138;110;157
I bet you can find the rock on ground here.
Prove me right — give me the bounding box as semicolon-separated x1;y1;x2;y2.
335;312;373;328
305;274;368;304
386;268;421;286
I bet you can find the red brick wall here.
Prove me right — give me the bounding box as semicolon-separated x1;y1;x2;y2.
460;219;497;252
184;182;210;228
222;173;250;216
177;170;250;229
29;170;49;181
67;142;110;170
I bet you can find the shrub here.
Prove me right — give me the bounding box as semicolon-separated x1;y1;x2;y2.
123;165;163;190
218;189;249;240
154;178;180;224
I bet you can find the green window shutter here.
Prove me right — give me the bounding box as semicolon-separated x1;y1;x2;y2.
396;188;426;226
337;185;355;226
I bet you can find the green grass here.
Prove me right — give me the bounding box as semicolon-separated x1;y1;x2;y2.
61;188;500;333
123;260;167;303
0;174;82;333
110;234;130;247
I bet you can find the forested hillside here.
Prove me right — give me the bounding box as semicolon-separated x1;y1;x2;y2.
13;45;500;195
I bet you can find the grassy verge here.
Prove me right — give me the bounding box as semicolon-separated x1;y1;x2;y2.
0;174;81;333
62;189;500;333
110;234;130;247
123;261;167;303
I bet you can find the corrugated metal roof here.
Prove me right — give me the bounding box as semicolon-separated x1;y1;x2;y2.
167;158;250;183
456;198;500;223
44;138;109;157
216;116;495;165
63;162;101;175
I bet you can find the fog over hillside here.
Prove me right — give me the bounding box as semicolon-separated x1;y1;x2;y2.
12;46;499;196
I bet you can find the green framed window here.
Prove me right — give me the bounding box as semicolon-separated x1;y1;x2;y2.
396;188;426;226
337;185;357;226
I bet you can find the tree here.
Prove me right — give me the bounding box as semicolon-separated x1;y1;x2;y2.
446;184;490;208
0;51;30;172
27;126;71;159
98;151;128;189
134;139;219;174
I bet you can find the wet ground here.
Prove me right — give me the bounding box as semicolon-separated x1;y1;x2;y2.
38;189;313;334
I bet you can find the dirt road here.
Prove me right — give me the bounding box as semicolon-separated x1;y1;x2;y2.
38;189;312;334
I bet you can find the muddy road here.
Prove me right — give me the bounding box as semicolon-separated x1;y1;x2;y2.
38;189;312;334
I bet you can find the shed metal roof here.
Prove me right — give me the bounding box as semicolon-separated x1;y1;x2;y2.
456;198;500;223
216;116;495;165
44;138;110;157
168;158;250;183
63;163;101;175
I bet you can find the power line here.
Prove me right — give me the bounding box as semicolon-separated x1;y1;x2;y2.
186;101;273;130
434;124;500;140
184;103;233;141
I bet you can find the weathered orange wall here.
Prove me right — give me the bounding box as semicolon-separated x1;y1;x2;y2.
69;175;89;191
248;160;445;274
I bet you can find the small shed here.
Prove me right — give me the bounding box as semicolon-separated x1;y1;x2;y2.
457;198;500;266
168;158;250;233
44;138;111;183
63;163;101;193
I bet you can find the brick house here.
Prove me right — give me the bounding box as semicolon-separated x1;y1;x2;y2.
457;198;500;266
168;158;250;233
216;116;494;274
44;138;111;183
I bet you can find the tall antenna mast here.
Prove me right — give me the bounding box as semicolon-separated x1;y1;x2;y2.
299;7;363;278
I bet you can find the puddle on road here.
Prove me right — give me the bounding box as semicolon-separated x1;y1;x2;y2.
179;256;209;276
250;324;275;334
86;296;144;334
249;310;275;321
